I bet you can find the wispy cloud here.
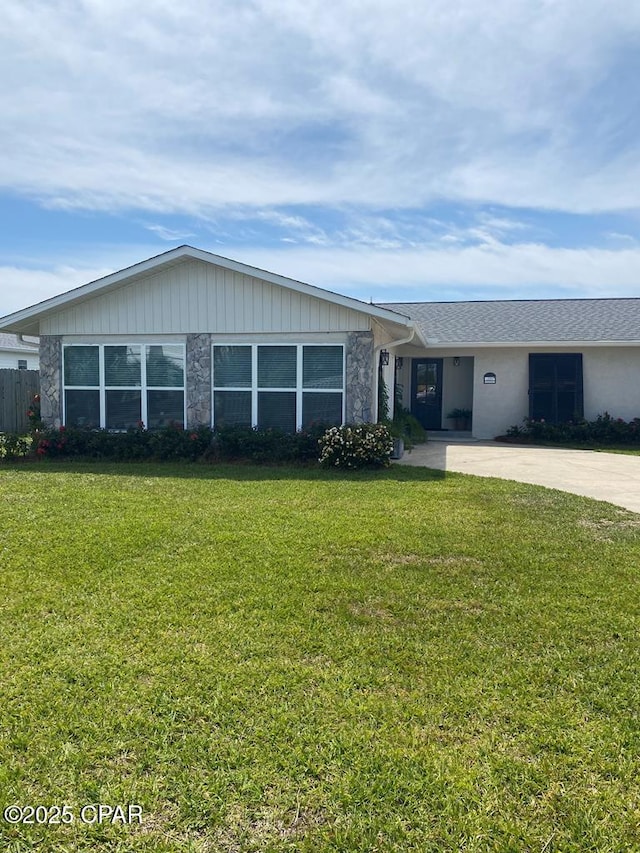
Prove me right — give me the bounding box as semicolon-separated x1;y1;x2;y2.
1;1;639;306
234;241;640;301
3;238;640;320
144;224;196;241
1;0;639;215
0;265;114;316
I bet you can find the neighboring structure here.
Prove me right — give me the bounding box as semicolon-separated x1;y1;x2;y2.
0;333;39;370
0;246;638;440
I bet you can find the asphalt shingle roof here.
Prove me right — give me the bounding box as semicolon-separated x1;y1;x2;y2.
376;299;640;344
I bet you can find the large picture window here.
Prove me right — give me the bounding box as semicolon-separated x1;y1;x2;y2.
213;344;344;431
63;344;185;429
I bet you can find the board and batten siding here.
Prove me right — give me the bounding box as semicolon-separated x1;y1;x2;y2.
40;259;371;336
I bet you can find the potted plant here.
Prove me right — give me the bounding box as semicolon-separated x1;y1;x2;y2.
447;407;472;430
390;435;405;459
388;406;427;458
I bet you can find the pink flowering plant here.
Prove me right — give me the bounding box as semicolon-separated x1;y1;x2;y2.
505;412;640;445
26;393;43;433
318;423;394;469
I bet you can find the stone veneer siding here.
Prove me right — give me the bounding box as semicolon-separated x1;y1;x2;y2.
186;333;212;428
345;331;374;423
38;332;372;431
40;335;62;428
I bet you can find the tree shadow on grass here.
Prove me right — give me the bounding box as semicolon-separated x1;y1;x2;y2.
0;458;447;483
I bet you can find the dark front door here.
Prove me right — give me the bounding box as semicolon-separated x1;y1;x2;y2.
529;354;583;423
411;359;443;429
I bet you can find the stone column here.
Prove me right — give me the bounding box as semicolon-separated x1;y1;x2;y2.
186;333;212;428
39;335;62;428
345;331;374;423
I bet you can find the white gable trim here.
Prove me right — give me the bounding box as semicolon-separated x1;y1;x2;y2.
0;246;413;334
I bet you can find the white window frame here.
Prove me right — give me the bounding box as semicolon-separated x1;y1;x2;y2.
62;343;187;429
212;342;345;430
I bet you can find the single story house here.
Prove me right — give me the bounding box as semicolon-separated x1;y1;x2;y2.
0;333;39;370
0;245;638;440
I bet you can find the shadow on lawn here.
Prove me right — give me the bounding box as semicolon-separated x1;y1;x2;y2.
0;458;447;483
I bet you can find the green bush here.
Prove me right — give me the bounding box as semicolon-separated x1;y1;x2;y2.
34;424;210;462
506;413;640;445
389;405;426;448
319;423;393;469
0;433;31;459
212;424;328;463
30;423;330;465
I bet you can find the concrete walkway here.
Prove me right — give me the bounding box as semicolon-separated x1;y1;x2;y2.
398;440;640;513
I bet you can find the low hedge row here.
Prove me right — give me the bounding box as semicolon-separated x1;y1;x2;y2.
1;422;396;469
29;424;329;463
506;412;640;445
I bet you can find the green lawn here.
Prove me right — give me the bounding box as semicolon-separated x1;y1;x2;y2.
1;462;640;852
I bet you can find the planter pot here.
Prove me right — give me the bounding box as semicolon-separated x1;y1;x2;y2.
450;417;472;431
391;437;405;459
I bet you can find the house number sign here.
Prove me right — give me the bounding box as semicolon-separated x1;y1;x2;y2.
483;372;496;384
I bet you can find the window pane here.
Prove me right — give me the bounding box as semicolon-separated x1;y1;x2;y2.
64;346;99;386
303;346;343;389
65;390;100;427
105;345;141;386
106;390;141;429
258;346;296;388
147;390;184;429
147;345;184;387
214;391;252;427
258;391;296;432
213;346;251;387
302;393;343;428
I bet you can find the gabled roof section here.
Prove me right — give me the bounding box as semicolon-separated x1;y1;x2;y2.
0;246;412;336
377;298;640;345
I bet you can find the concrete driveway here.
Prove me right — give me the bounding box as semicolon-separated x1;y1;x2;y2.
398;440;640;513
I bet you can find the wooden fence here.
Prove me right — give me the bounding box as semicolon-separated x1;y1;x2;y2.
0;369;40;433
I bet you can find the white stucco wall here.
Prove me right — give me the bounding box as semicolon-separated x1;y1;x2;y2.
395;345;640;439
471;348;529;439
441;357;474;427
472;346;640;439
583;347;640;422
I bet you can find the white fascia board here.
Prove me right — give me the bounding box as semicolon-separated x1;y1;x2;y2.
0;245;413;334
421;340;640;348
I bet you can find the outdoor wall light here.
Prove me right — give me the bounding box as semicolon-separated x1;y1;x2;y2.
453;356;461;366
395;357;403;369
380;349;390;366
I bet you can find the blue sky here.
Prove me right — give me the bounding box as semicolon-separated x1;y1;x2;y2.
2;0;640;316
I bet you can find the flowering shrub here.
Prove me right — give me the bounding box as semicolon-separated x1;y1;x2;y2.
29;423;329;464
505;413;640;445
26;393;43;433
318;423;394;469
34;423;213;461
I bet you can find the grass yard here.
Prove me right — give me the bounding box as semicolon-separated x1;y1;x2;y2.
1;462;640;852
